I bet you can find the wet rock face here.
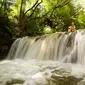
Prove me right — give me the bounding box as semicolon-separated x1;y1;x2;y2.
0;45;9;59
5;79;24;85
50;75;82;85
1;74;83;85
0;39;14;60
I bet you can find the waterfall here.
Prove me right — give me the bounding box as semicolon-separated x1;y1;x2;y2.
7;30;85;65
1;30;85;85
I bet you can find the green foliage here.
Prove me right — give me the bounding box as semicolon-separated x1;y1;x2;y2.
77;11;85;25
0;0;85;37
44;26;53;34
0;0;14;38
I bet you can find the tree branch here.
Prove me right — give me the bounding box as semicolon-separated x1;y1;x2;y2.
27;0;42;19
50;0;71;17
25;0;71;21
37;0;71;20
24;0;39;15
55;0;71;9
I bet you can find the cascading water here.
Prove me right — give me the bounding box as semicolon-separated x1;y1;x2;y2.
7;30;85;65
1;30;85;85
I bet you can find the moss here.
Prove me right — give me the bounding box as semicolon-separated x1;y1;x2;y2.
51;75;82;85
6;79;24;85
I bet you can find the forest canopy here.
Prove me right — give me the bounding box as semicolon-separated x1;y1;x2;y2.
0;0;85;37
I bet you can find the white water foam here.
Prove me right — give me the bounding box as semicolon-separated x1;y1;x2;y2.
1;30;85;85
0;59;85;85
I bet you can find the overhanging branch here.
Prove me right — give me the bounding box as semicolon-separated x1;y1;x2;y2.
24;0;39;15
55;0;71;9
50;0;71;17
38;0;71;20
27;0;42;19
25;0;71;21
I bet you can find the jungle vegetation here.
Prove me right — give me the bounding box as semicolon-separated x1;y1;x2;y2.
0;0;85;38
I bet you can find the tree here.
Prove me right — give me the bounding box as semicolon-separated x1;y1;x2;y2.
1;0;85;37
0;0;14;37
8;0;72;36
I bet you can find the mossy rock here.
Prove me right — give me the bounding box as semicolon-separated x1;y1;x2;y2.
51;75;82;85
5;79;24;85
